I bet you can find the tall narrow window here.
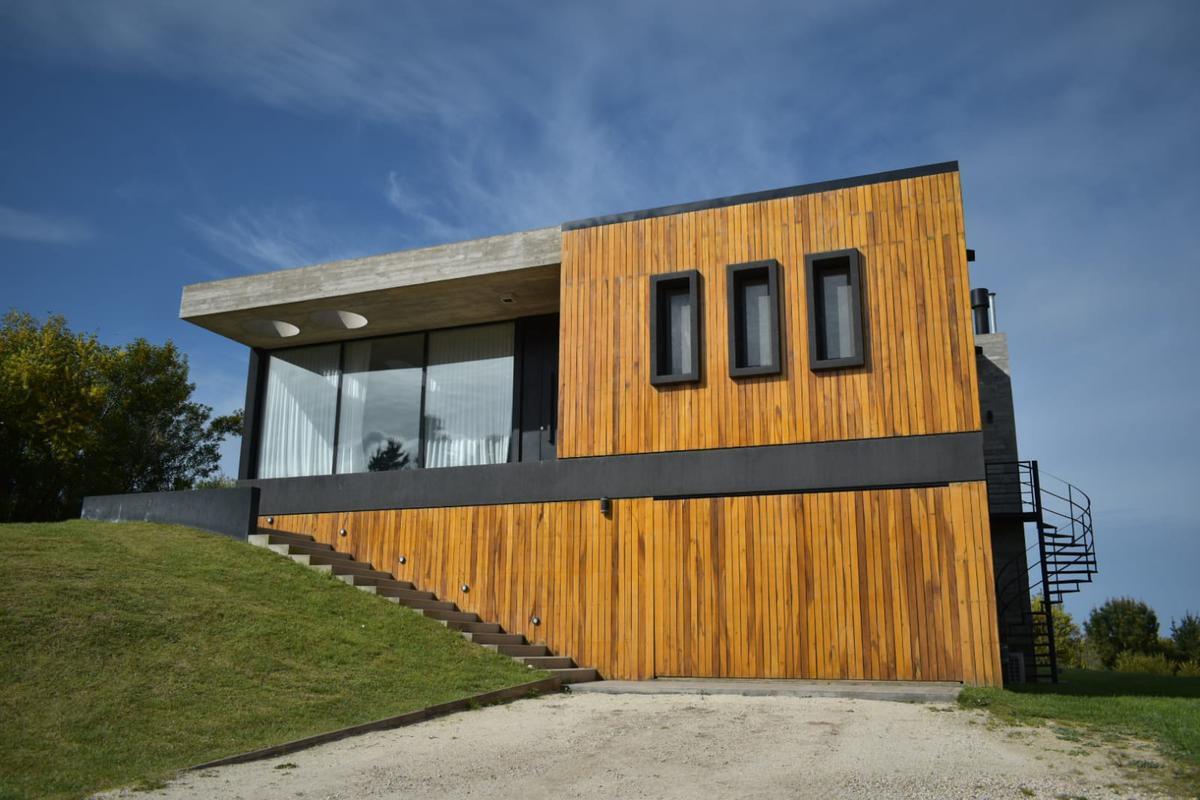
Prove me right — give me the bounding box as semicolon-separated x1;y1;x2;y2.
727;259;781;377
806;249;865;370
422;322;515;468
335;334;425;473
650;270;701;385
256;343;340;478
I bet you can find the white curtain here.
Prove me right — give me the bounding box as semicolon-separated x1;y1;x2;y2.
423;323;514;468
256;344;339;478
667;289;693;374
334;341;373;473
822;272;856;359
743;279;772;367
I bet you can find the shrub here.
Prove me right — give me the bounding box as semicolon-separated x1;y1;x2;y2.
1115;651;1175;676
1177;661;1200;678
1171;613;1200;662
1085;598;1160;668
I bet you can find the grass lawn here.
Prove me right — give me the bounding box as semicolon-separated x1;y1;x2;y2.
960;667;1200;791
0;520;546;800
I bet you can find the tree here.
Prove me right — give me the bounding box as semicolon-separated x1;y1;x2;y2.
1171;613;1200;663
1084;597;1160;668
1032;596;1085;669
0;311;241;521
367;439;413;472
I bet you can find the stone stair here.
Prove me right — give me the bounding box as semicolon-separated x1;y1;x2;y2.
248;528;599;685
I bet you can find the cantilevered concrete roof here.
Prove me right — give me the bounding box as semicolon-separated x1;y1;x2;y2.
180;226;562;349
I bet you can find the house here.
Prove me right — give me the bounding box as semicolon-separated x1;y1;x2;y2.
175;161;1097;686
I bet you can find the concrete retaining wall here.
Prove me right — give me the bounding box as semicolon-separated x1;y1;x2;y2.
81;487;260;540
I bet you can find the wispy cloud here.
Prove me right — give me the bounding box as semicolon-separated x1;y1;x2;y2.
181;205;373;273
0;205;93;245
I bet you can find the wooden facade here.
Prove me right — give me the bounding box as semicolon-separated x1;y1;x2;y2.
558;170;979;457
263;480;1001;686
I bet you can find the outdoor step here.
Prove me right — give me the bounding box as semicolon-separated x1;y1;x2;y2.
466;632;527;646
487;643;550;657
323;561;394;580
521;656;574;669
254;529;317;545
395;597;457;611
345;576;416;592
273;541;344;558
374;586;438;602
551;668;599;684
422;608;481;623
441;620;503;634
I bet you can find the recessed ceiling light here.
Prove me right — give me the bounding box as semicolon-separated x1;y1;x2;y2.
240;319;300;338
308;309;368;330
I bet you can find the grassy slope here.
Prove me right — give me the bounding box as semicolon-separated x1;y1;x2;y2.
960;668;1200;789
0;520;544;800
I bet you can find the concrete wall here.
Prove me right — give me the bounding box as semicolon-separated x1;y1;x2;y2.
81;487;260;540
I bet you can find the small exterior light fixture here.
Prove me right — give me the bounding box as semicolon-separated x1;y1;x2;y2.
530;615;541;626
599;497;612;516
398;555;407;565
499;293;516;304
460;583;470;593
338;528;348;537
266;516;274;525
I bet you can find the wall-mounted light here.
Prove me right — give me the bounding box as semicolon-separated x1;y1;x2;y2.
339;528;348;537
499;293;516;304
398;555;407;565
599;497;612;516
460;583;470;593
266;516;274;525
530;615;541;626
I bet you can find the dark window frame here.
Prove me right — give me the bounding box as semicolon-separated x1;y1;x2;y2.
726;259;782;378
805;248;866;371
251;318;533;479
649;269;703;385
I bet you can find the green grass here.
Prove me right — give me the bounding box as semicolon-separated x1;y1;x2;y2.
0;520;546;800
960;667;1200;790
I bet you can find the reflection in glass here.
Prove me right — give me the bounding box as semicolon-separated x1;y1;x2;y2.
336;334;425;473
257;344;340;478
423;322;515;468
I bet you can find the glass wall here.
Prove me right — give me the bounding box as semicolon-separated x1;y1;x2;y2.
257;344;340;479
336;334;424;473
255;322;516;478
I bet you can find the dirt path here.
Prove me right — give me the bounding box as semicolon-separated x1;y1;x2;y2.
108;692;1165;799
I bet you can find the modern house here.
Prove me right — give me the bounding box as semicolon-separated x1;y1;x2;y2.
174;161;1096;686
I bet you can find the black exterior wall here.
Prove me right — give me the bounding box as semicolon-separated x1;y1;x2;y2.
245;431;985;516
81;487;261;540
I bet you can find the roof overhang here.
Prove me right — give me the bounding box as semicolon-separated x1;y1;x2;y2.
180;226;562;349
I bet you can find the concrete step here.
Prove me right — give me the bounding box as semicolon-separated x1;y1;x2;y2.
394;597;456;611
487;643;550;657
522;656;574;669
321;561;394;580
441;620;503;634
374;585;437;601
466;632;526;646
251;530;316;546
271;541;344;558
550;668;598;684
422;609;482;623
343;575;417;592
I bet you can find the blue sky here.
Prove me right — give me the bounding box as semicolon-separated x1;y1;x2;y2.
1;0;1197;629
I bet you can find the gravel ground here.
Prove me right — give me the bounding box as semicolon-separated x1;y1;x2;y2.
104;692;1173;800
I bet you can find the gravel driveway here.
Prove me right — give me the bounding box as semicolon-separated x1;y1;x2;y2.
111;692;1165;799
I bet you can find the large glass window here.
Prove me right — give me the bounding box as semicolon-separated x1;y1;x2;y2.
257;343;340;478
806;249;865;370
255;322;518;478
423;322;515;468
336;334;424;473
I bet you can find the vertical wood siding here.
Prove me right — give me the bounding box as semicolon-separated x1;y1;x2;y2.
558;170;979;457
263;481;1001;686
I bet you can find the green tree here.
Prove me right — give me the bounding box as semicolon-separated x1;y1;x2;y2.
0;311;241;521
1084;597;1160;668
1171;613;1200;663
1032;596;1085;668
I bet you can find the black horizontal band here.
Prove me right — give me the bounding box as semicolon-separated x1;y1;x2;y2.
561;161;959;232
245;431;984;516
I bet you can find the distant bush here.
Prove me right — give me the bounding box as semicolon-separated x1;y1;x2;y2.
1178;661;1200;678
1115;651;1175;676
1171;613;1200;663
1085;598;1160;668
